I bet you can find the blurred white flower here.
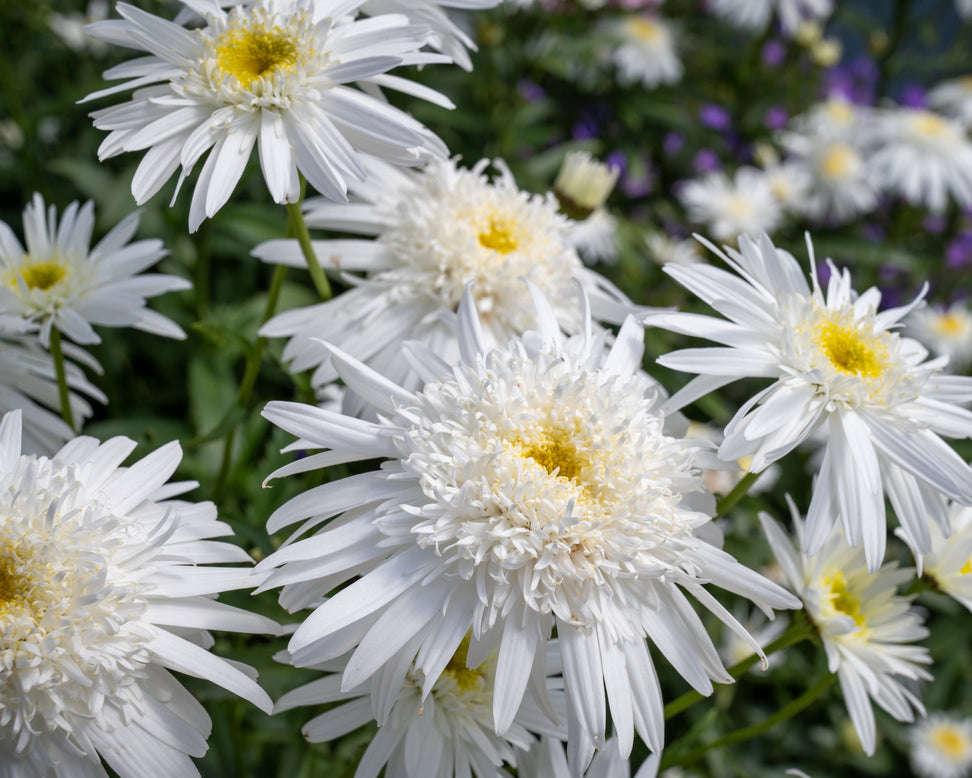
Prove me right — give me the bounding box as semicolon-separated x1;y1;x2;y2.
0;410;277;777
257;287;797;773
863;107;972;213
897;502;972;610
0;193;188;347
907;302;972;372
910;713;972;778
709;0;833;36
761;504;931;756
84;0;450;231
929;75;972;128
678;167;783;241
646;233;972;570
608;15;683;89
48;0;109;53
257;155;637;414
646;233;703;266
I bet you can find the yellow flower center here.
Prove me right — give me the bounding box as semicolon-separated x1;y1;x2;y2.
959;556;972;575
933;312;966;337
725;195;753;220
814;318;887;378
930;724;972;760
821;570;865;626
441;637;484;693
215;24;300;87
521;431;586;482
824;100;854;125
912;111;950;138
0;554;24;608
627;17;661;42
819;142;857;181
17;260;67;291
478;217;519;254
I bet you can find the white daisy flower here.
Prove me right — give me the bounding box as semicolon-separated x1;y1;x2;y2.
929;76;972;128
257;285;799;772
83;0;450;232
782;136;879;224
910;712;972;778
646;233;972;570
762;160;814;215
256;155;636;414
896;502;972;610
275;638;566;778
607;15;683;89
0;410;277;777
0;193;188;347
958;0;972;19
788;96;866;141
907;302;972;372
709;0;833;35
646;233;703;267
568;209;620;266
678;168;783;242
761;505;932;756
0;322;106;453
863;107;972;213
684;421;779;497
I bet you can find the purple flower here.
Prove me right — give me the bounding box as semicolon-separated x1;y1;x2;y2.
946;232;972;269
762;39;786;67
764;105;789;130
900;83;927;109
571;118;599;140
606;150;628;177
816;261;833;286
662;132;684;155
922;214;946;235
699;103;731;131
517;78;546;103
692;148;721;174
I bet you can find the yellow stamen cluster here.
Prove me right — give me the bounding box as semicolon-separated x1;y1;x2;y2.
822;569;866;627
626;17;661;42
216;24;300;87
478;217;519;254
819;143;857;181
912;112;950;139
933;312;966;336
16;260;67;291
929;724;972;760
441;637;484;693
814;318;887;378
521;430;586;482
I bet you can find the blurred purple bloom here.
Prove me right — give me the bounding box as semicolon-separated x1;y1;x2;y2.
571;118;599;140
618;153;655;198
764;105;788;130
900;83;927;108
946;232;972;269
663;132;684;155
699;103;731;131
517;78;546;103
692;148;721;173
762;39;786;67
817;261;833;286
606;150;628;176
922;214;946;235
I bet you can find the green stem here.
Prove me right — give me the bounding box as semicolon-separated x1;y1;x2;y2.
285;201;331;301
714;471;760;519
664;612;813;720
49;327;75;432
660;672;836;770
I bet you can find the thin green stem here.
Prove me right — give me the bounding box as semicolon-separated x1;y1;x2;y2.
660;672;836;770
664;612;813;720
714;471;760;519
49;327;75;432
285;201;331;301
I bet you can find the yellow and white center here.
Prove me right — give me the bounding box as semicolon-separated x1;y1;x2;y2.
478;215;520;255
626;17;663;43
7;255;70;293
215;21;300;88
818;142;860;183
819;569;866;627
928;722;972;761
813;316;888;379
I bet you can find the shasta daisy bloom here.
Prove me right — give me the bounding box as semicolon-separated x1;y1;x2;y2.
0;411;277;777
677;168;783;241
518;735;660;778
896;502;972;611
709;0;833;35
257;155;636;412
0;193;187;346
863;106;972;213
257;286;799;771
910;713;972;778
761;506;932;756
606;15;683;89
0;323;106;453
906;302;972;371
274;638;566;778
647;232;972;570
83;0;450;232
929;75;972;128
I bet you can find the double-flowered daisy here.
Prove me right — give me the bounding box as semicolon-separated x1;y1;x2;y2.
0;410;277;777
761;505;932;756
647;233;972;570
84;0;450;231
906;302;972;372
897;502;972;611
677;168;782;242
274;638;566;778
606;14;683;89
0;193;187;346
910;713;972;778
258;286;798;772
862;106;972;213
257;155;637;413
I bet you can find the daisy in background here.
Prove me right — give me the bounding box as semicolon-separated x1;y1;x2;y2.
605;14;683;89
677;167;783;241
645;232;972;571
0;322;105;453
761;503;932;756
0;193;187;347
646;232;703;266
83;0;452;232
910;713;972;778
896;502;972;610
906;302;972;372
517;736;660;778
275;639;566;778
708;0;833;36
929;75;972;128
862;106;972;213
552;150;621;264
256;155;638;415
257;285;798;772
0;410;278;777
